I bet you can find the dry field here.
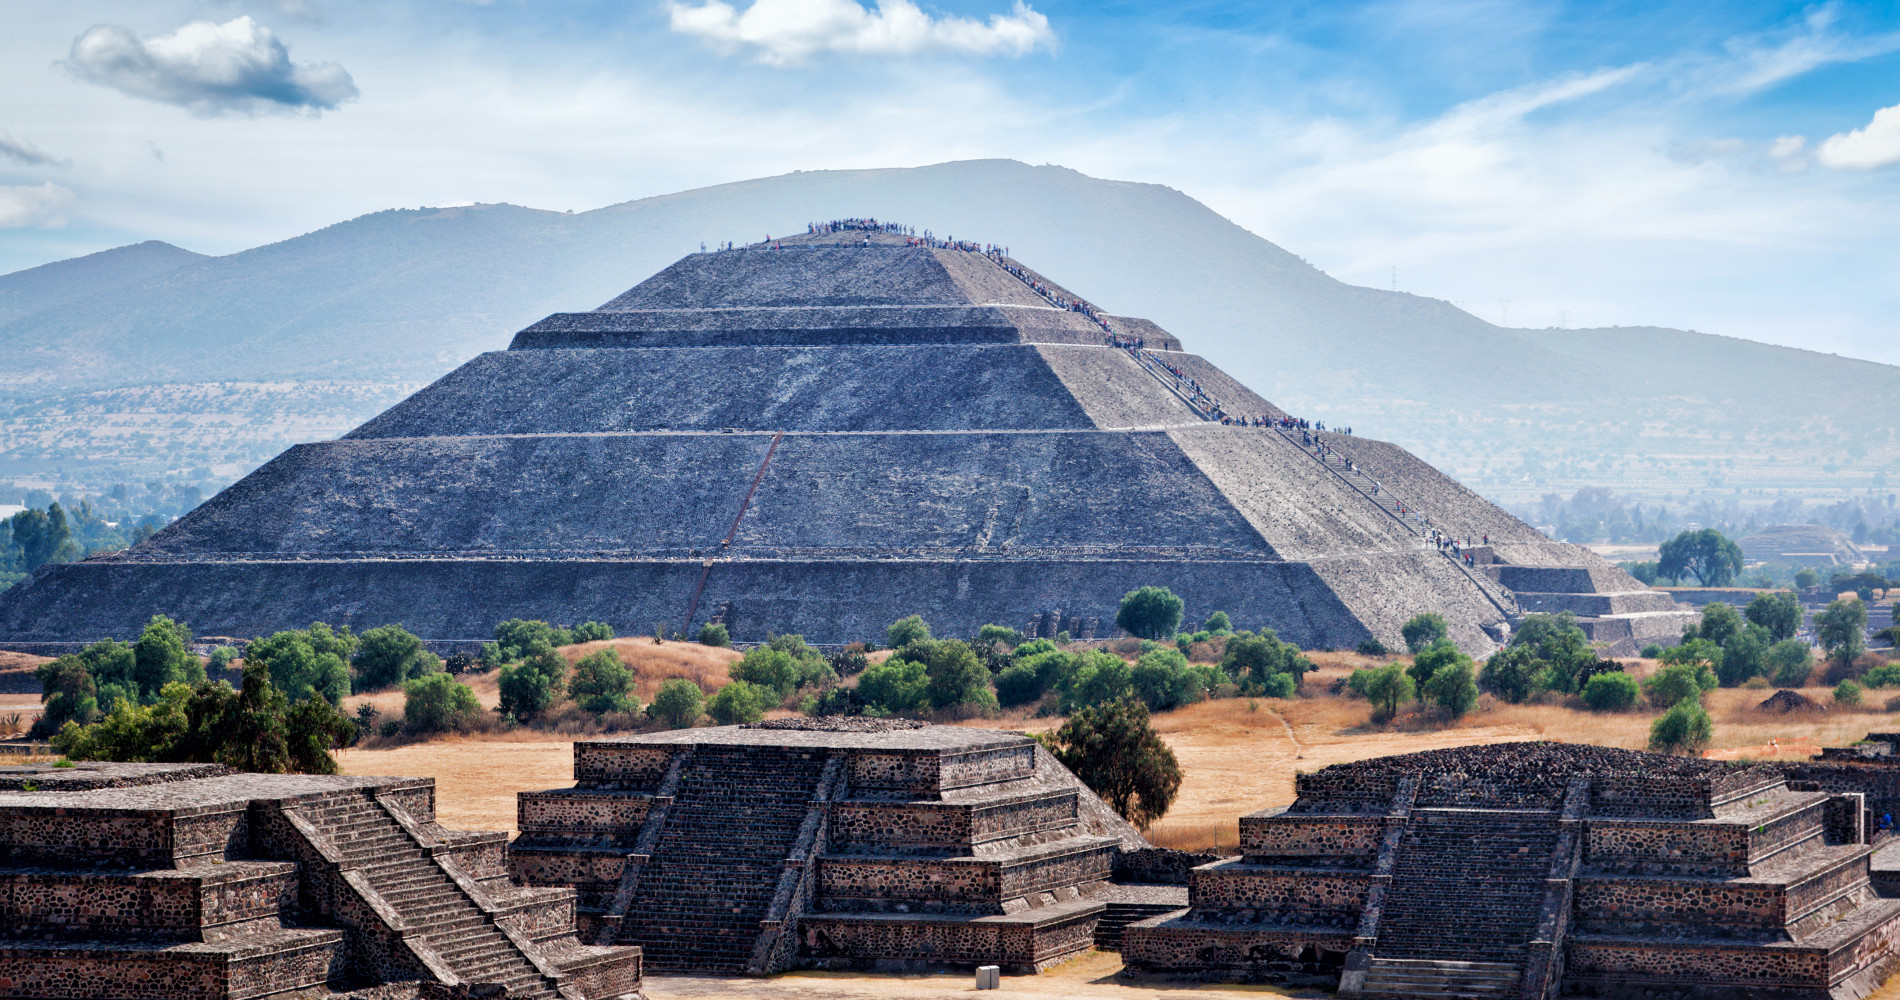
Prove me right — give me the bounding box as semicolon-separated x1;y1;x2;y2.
644;951;1317;998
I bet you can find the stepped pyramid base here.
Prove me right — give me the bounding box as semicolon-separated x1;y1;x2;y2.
799;898;1105;974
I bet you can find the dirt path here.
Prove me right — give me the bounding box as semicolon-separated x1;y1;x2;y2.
644;952;1317;998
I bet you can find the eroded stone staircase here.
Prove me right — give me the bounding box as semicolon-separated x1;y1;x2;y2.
298;791;562;1000
619;745;829;972
1366;808;1562;996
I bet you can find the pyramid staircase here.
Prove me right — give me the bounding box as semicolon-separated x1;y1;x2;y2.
617;745;830;972
1360;808;1563;998
294;790;566;1000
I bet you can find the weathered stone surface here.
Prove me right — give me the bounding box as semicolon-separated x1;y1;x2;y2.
0;225;1688;654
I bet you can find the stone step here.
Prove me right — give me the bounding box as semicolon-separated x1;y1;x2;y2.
1362;958;1520;998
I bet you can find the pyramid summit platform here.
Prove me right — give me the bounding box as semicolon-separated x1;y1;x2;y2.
0;222;1693;653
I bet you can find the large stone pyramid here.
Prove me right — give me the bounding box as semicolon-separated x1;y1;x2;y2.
0;224;1695;653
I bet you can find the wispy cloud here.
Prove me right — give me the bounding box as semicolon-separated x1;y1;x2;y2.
668;0;1054;66
0;130;71;168
0;183;76;229
64;16;357;116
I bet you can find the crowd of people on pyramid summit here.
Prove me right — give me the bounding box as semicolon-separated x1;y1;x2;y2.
809;218;912;236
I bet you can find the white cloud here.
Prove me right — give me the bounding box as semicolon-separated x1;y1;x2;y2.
0;130;71;168
0;183;76;229
64;16;357;116
668;0;1054;66
1817;103;1900;169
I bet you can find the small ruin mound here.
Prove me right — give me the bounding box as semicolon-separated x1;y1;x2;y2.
1760;689;1827;714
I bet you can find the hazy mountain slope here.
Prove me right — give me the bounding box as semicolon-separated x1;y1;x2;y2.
0;240;205;327
1;159;1893;504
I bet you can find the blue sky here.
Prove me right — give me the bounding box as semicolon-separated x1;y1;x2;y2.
3;0;1898;362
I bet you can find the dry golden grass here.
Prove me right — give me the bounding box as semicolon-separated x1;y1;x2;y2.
339;736;576;834
644;950;1318;998
558;639;740;702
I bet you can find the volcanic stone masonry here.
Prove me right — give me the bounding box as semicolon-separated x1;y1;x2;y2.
0;761;643;1000
1121;741;1900;1000
505;718;1150;975
0;224;1697;656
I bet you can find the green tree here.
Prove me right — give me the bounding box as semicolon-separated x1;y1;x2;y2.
977;624;1022;648
707;680;769;725
730;646;801;703
1861;663;1900;688
1401;613;1449;653
245;625;353;706
886;615;933;650
402;673;484;734
33;654;99;736
1581;670;1640;711
1131;647;1206;712
6;504;77;572
570;649;637;714
1766;639;1814;687
1648;697;1713;755
1047;699;1182;830
1744;591;1803;643
1658;528;1745;587
497;645;566;721
1407;641;1468;689
1116;586;1184;640
493;620;569;662
994;662;1044;708
208;646;240;673
1201;611;1232;635
1645;659;1717;709
1422;658;1479;718
1692;602;1743;648
1795;568;1820;589
1352;663;1415;723
647;679;704;729
133;615;202;699
1717;625;1772;687
857;657;930;714
1503;612;1597;694
1835;679;1864;707
1478;646;1537;704
1219;629;1310;694
352;624;440;690
695;622;732;647
920;640;995;716
1815;599;1867;665
1060;650;1134;711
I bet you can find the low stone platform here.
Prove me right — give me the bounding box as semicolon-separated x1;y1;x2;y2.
0;761;643;1000
508;719;1147;975
1122;742;1900;1000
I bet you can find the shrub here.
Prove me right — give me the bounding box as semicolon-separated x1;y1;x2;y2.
1220;629;1310;695
134;615;203;697
977;624;1022;648
378;719;402;738
1116;586;1184;640
1201;611;1232;635
497;645;566;721
1649;698;1713;755
1479;646;1537;704
34;654;100;737
1356;638;1390;656
208;646;240;672
1350;663;1414;723
1256;671;1297;699
402;673;483;734
1581;670;1640;712
355;702;380;734
695;622;732;647
352;624;440;691
1644;661;1716;709
730;647;801;702
493;620;570;662
916;640;995;716
1692;602;1743;648
1130;648;1206;712
1422;659;1479;718
1045;699;1181;829
1767;640;1815;687
1862;663;1900;689
1503;613;1596;694
647;679;704;729
706;681;770;725
1408;641;1469;689
994;663;1043;708
571;649;637;715
1012;638;1059;660
857;658;929;715
885;615;933;650
830;644;870;677
245;625;353;706
1639;644;1664;659
1816;599;1868;666
1717;625;1772;687
1836;679;1864;707
571;621;615;643
1060;650;1134;712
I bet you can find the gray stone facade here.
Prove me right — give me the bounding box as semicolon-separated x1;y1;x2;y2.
0;226;1691;655
0;762;642;1000
507;719;1146;975
1121;742;1900;1000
